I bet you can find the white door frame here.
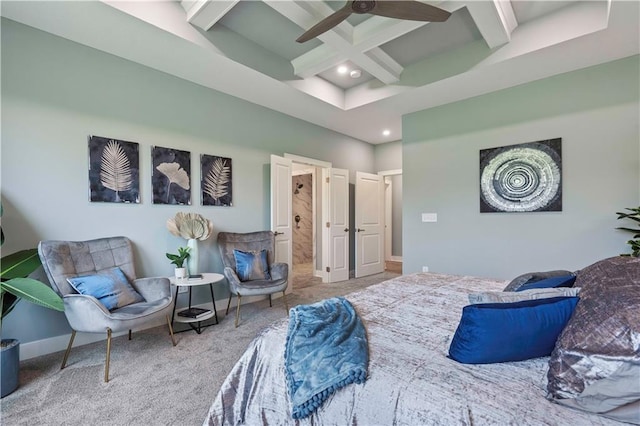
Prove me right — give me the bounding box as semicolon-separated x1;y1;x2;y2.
285;154;333;279
378;169;402;262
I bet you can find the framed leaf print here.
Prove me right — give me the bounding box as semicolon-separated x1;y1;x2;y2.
201;154;232;206
152;146;191;205
88;135;140;203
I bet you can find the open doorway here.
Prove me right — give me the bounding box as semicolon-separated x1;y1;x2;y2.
291;169;314;285
381;170;402;274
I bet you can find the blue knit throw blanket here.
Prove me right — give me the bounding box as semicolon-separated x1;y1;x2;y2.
284;297;368;419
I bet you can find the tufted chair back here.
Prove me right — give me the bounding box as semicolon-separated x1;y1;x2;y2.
38;236;136;297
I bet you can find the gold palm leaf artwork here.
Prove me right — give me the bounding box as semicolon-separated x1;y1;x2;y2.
204;157;230;202
156;162;190;203
100;140;132;202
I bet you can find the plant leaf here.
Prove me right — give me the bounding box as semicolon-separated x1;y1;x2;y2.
204;158;230;201
100;140;132;193
156;162;190;190
1;292;19;319
0;277;64;312
1;249;41;280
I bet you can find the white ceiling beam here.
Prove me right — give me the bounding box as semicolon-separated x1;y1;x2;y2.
466;0;517;49
352;1;465;51
182;0;239;31
266;0;402;84
292;44;347;79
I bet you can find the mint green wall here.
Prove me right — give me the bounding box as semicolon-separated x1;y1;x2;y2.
403;56;640;279
1;19;374;344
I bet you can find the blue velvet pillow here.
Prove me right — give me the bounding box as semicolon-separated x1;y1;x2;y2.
67;267;144;311
515;274;576;292
233;249;271;282
448;296;579;364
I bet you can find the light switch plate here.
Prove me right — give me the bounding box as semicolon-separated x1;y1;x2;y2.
422;213;437;222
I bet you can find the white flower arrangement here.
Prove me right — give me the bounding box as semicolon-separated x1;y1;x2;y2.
166;212;213;241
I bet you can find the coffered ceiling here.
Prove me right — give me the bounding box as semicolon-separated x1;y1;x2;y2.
2;1;638;144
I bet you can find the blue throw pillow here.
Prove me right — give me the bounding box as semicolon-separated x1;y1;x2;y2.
448;296;579;364
233;249;271;282
515;274;576;292
67;267;144;311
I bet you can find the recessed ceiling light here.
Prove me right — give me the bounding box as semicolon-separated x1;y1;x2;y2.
349;69;362;79
383;129;391;136
337;65;348;74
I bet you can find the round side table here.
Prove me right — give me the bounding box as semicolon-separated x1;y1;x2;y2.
169;272;224;334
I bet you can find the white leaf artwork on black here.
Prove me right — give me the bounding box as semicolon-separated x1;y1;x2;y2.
151;146;191;205
100;140;133;202
156;162;190;203
204;158;230;201
88;135;139;203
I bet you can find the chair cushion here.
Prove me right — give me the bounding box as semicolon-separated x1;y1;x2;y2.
448;296;579;364
67;266;144;311
234;249;271;282
515;274;576;292
108;297;172;319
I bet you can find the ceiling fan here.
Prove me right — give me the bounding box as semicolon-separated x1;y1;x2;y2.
296;0;452;43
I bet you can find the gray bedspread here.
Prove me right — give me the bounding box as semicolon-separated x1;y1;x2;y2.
204;273;623;425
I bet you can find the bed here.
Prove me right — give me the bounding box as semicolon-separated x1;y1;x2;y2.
204;271;629;425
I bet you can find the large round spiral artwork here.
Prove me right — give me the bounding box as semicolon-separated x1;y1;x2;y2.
480;139;562;213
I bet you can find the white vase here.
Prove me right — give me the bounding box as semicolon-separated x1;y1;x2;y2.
186;238;199;275
174;267;187;280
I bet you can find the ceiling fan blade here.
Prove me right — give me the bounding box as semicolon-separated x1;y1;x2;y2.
296;5;353;43
370;1;451;22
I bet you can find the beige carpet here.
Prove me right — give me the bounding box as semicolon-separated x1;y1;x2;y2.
0;267;399;426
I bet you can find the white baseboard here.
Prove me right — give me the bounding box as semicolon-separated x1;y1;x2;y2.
314;269;323;278
19;295;263;361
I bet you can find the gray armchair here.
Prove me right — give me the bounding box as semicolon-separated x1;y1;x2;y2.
38;237;176;382
217;231;288;327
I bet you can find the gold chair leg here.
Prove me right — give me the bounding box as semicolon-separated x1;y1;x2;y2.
235;295;242;328
128;329;132;340
104;328;112;383
61;330;76;370
282;291;289;312
166;315;177;346
226;293;233;315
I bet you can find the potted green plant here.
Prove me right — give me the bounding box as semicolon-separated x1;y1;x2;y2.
1;206;64;397
166;246;190;279
616;206;640;257
167;212;213;275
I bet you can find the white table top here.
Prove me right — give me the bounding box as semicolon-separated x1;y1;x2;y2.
169;272;224;287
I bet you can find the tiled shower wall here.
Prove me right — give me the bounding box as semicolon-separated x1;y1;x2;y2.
292;173;313;265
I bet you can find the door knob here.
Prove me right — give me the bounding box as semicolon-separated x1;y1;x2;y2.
344;228;349;232
274;231;284;236
357;228;365;232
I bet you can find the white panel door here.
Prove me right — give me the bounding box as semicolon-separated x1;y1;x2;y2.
270;155;292;274
322;168;349;283
355;171;384;278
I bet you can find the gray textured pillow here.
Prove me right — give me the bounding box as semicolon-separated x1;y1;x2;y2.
503;270;574;291
547;256;640;423
468;287;581;304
